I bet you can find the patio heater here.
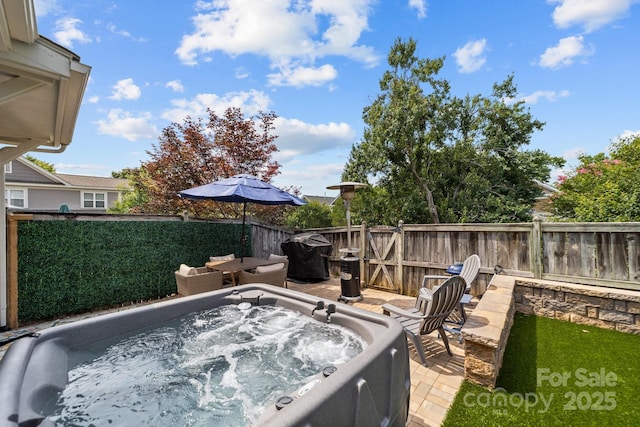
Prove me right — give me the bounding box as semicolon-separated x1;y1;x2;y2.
327;182;368;303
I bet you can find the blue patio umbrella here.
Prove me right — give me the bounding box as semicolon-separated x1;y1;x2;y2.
179;174;306;261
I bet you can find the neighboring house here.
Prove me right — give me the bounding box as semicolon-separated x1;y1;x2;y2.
533;179;560;219
303;195;339;206
3;157;127;213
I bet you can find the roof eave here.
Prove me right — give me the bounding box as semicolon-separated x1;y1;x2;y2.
0;0;91;162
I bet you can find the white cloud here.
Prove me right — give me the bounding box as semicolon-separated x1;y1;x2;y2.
538;36;594;69
562;146;587;161
96;109;158;141
549;167;567;183
175;0;379;87
453;39;487;73
161;90;272;123
409;0;427;18
268;63;338;87
160;89;354;158
106;23;147;42
615;129;640;140
521;89;571;104
549;146;588;182
34;0;60;17
274;117;355;157
106;24;130;38
88;95;100;104
235;67;249;79
109;78;142;101
274;162;346;192
53;17;92;48
165;80;185;93
549;0;635;33
194;1;217;12
54;163;112;175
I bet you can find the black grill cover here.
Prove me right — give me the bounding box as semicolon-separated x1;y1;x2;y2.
281;233;333;281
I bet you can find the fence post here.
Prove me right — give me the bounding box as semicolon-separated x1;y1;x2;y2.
6;213;32;329
531;216;543;279
359;222;367;288
395;220;404;294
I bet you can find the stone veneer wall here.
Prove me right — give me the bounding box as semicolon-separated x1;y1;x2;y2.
514;278;640;335
461;274;515;389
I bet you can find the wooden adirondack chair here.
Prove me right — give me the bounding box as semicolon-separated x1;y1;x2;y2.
382;275;467;366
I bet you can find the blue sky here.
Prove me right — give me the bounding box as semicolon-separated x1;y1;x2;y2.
33;0;640;197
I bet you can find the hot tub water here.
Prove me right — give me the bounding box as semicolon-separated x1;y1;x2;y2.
43;304;366;426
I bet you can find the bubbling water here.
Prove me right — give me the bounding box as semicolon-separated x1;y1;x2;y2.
45;304;366;426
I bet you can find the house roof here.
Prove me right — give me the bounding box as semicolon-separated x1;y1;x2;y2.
303;195;339;206
6;157;128;190
533;179;559;199
56;174;128;190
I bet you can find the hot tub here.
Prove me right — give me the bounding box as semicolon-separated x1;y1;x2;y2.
0;284;410;426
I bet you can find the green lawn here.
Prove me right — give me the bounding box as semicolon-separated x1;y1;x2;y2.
442;313;640;426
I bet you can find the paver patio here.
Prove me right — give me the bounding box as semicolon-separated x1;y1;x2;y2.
0;277;473;426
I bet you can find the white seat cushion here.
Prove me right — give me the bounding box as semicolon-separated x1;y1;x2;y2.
255;263;285;273
268;254;288;262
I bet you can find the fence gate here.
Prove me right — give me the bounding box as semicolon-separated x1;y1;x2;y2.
365;225;403;293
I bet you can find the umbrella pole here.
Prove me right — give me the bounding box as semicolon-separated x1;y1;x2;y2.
240;202;247;262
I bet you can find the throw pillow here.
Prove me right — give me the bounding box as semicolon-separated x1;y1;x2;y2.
179;264;198;276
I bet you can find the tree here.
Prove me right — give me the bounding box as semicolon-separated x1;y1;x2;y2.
24;155;55;173
344;37;563;225
125;107;292;221
284;200;333;229
551;135;640;222
108;167;150;214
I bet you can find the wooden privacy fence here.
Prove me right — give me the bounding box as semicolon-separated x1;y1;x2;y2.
6;214;638;326
249;221;294;259
304;218;640;296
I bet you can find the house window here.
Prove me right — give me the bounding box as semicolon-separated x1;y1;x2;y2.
4;161;11;173
83;192;106;208
5;188;26;208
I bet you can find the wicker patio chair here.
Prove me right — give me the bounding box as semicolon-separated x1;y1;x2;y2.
237;258;289;288
175;264;224;296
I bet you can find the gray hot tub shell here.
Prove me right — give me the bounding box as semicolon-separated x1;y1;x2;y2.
0;284;410;427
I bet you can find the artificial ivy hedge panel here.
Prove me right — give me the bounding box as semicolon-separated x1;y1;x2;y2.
17;220;245;323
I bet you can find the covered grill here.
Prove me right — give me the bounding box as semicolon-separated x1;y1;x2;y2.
281;233;333;281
